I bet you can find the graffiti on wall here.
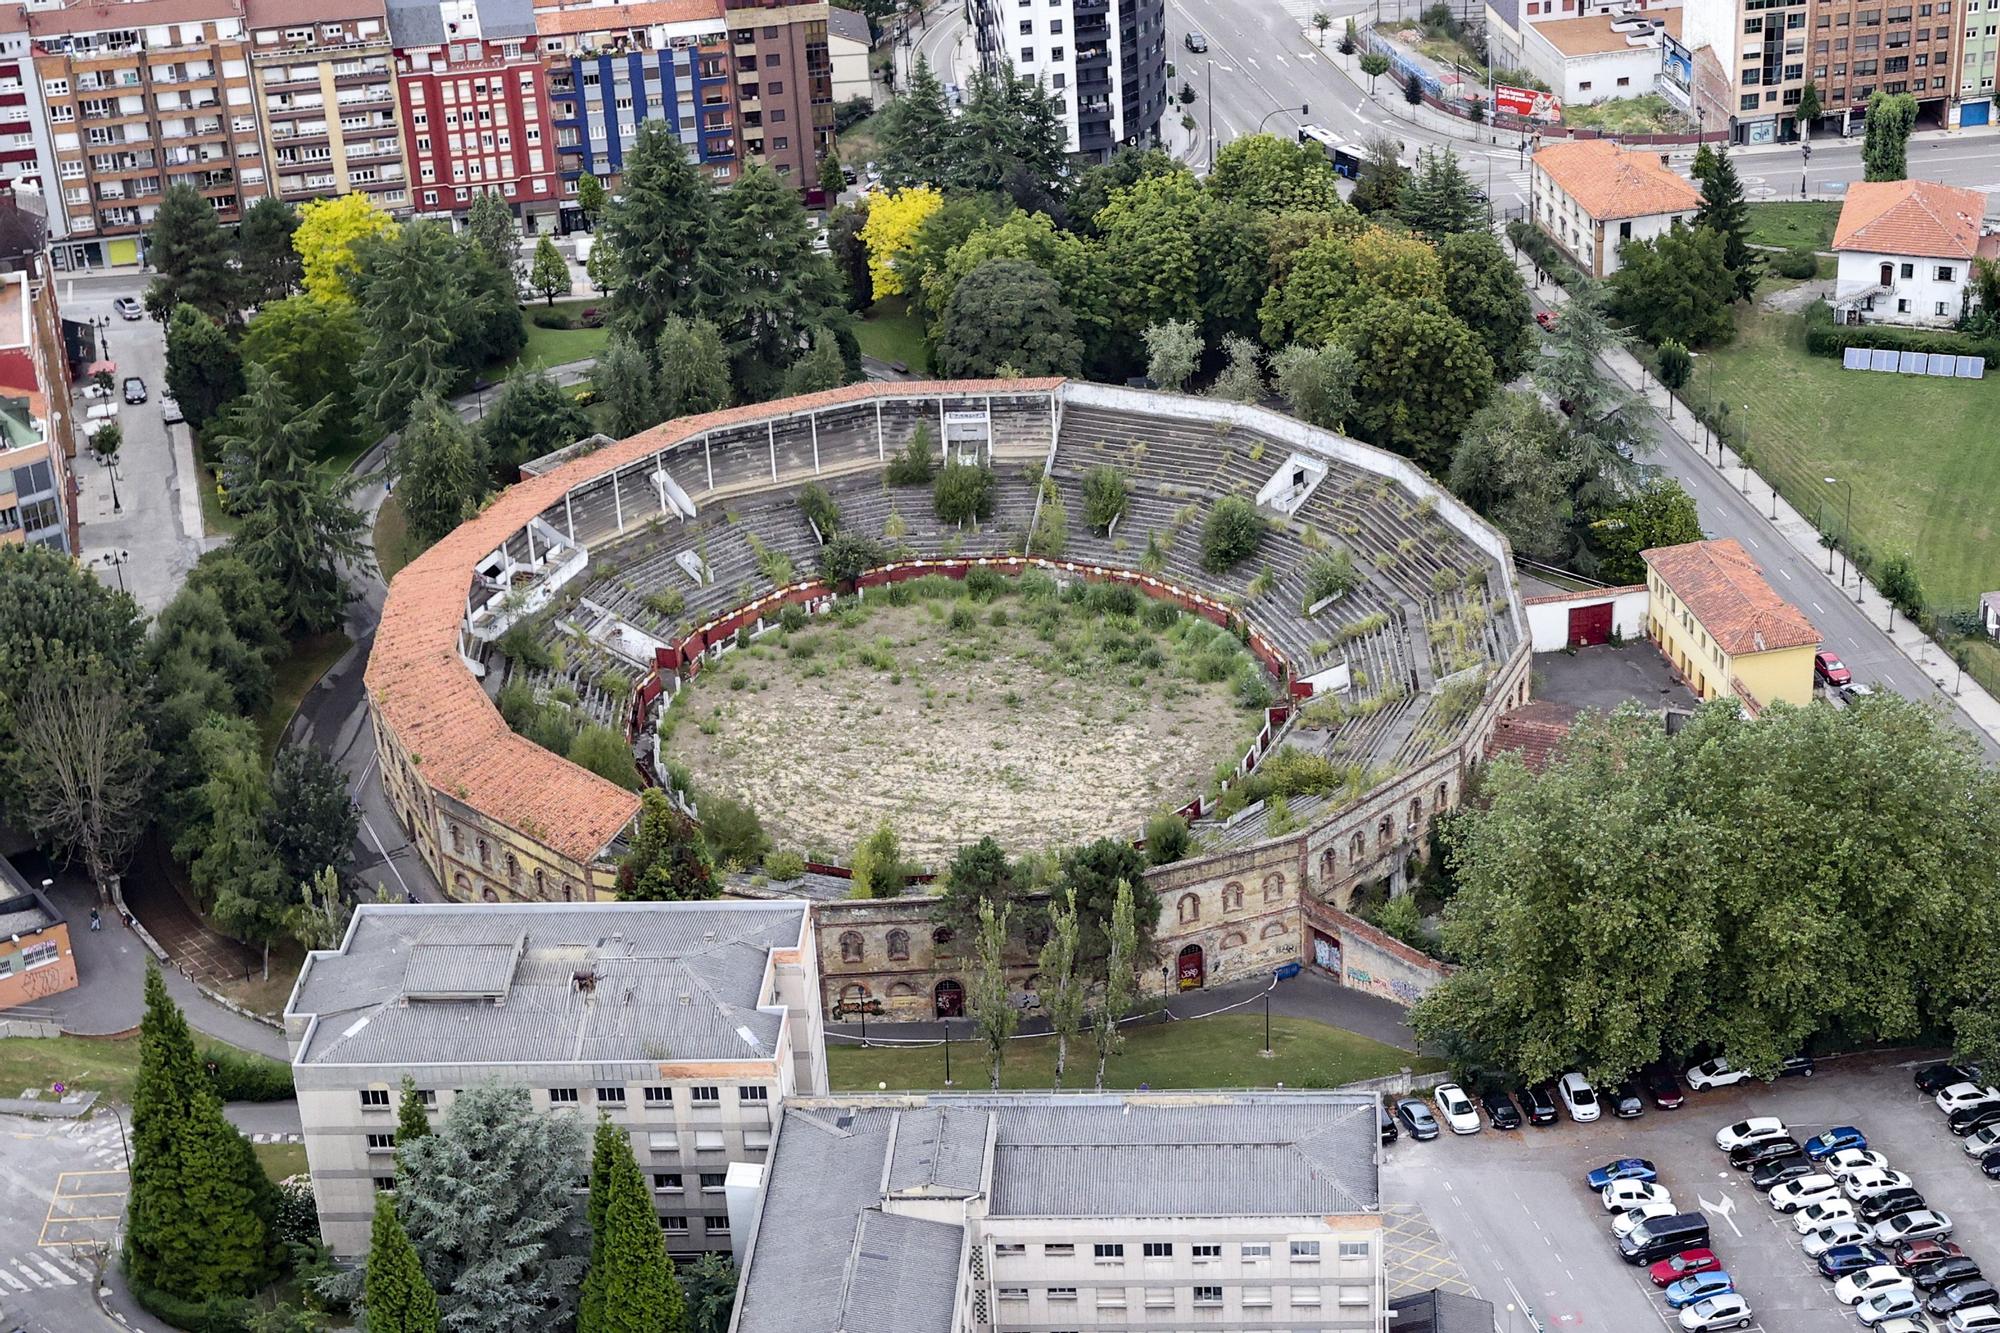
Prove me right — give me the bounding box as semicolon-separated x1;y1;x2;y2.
1345;965;1426;1007
1311;931;1341;974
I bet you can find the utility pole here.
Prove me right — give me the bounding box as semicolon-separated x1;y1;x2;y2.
1206;59;1214;169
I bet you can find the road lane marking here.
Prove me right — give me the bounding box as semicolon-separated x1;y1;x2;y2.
0;1268;23;1291
33;1259;73;1285
1781;567;1793;579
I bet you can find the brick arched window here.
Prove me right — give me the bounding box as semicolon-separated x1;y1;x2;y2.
1222;881;1244;911
506;853;521;887
1436;781;1449;812
1377;816;1393;849
839;931;864;963
1407;797;1422;829
887;929;910;961
840;983;871;1009
533;867;545;896
1260;920;1288;940
1261;872;1285;902
1177;893;1200;924
476;836;491;867
449;823;464;855
1349;831;1366;864
933;927;955;948
1219;931;1247;951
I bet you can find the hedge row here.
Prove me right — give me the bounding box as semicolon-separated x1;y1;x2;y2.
1799;302;2000;362
129;1272;257;1333
201;1044;294;1102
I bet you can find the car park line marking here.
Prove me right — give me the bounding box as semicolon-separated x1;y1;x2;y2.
1697;1192;1743;1236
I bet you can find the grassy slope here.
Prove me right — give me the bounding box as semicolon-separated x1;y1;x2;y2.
1745;201;1844;251
1700;304;2000;608
854;295;930;373
827;1014;1438;1092
256;631;352;758
373;492;422;585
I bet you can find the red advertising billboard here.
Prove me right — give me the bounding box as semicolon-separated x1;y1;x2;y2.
1495;84;1564;122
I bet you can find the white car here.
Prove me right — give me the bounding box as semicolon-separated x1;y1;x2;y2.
1803;1219;1875;1256
1679;1293;1753;1331
1558;1072;1600;1123
1874;1210;1953;1245
1844;1167;1918;1201
1936;1083;2000;1114
1875;1318;1939;1333
1964;1125;2000;1157
1686;1057;1754;1090
1828;1148;1892;1178
1858;1289;1929;1327
1433;1083;1481;1135
1793;1197;1859;1233
1836;1267;1916;1306
1612;1201;1676;1239
1770;1173;1839;1212
1949;1308;2000;1332
1716;1116;1788;1151
1602;1180;1671;1212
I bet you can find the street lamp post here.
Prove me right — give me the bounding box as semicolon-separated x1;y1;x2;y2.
1257;103;1309;136
1826;475;1857;601
1206;59;1214;169
92;548;129;593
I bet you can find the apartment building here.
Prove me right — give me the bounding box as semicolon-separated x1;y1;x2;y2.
971;0;1165;160
1957;0;2000;122
729;1092;1385;1333
0;12;65;240
719;0;831;183
245;0;409;212
1808;0;1955;130
0;191;75;552
26;0;266;267
387;0;559;228
282;899;827;1257
535;0;739;215
0;854;77;1011
1530;138;1704;277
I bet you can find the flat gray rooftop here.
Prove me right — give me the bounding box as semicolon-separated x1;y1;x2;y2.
287;901;807;1068
735;1091;1381;1333
1533;642;1699;714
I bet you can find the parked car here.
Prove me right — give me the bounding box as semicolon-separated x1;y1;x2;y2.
122;375;146;404
1586;1158;1658;1190
1378;1102;1399;1145
1558;1072;1600;1123
1650;1249;1721;1287
160;393;183;426
1729;1137;1804;1170
1678;1294;1752;1330
1666;1272;1735;1311
1612;1081;1647;1118
1872;1317;1934;1333
1815;649;1855;687
1947;1103;2000;1137
1846;1168;1919;1201
1936;1084;2000;1114
1646;1064;1686;1109
1830;1148;1892;1179
1395;1098;1439;1140
1433;1083;1481;1135
1613;1201;1679;1240
1777;1053;1817;1079
1516;1083;1559;1125
1917;1063;1981;1095
1837;1267;1917;1305
1913;1259;1985;1293
1875;1212;1955;1246
1534;309;1559;331
1820;1243;1895;1277
1481;1089;1522;1130
1687;1058;1753;1090
1979;1149;2000;1180
113;296;142;320
1750;1155;1817;1191
1182;30;1207;50
1603;1180;1672;1213
1930;1284;2000;1318
1770;1174;1841;1211
1895;1240;1968;1268
1716;1117;1788;1151
1858;1190;1929;1225
1806;1221;1878;1257
1795;1197;1860;1233
1859;1289;1930;1327
1947;1307;2000;1331
1807;1126;1868;1160
1963;1125;2000;1157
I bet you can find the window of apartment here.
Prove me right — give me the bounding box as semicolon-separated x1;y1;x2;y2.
691;1086;719;1105
596;1086;626;1105
1341;1286;1373;1306
365;1133;396;1152
1143;1288;1173;1308
693;1131;725;1152
1898;297;1912;312
1939;264;1957;280
1142;1243;1173;1258
1339;1240;1371;1259
1291;1241;1322;1261
699;1173;726;1193
360;1088;391;1109
660;1215;688;1234
1094;1244;1125;1262
1244;1288;1274;1307
1193;1286;1223;1306
1097;1290;1127;1309
1242;1242;1271;1260
1020;18;1034;31
647;1132;679;1152
1051;17;1063;29
549;1087;579;1104
1902;261;1916;277
1048;1287;1077;1301
1937;300;1951;315
373;1176;397;1191
994;1243;1026;1256
739;1086;769;1103
768;80;782;93
998;1288;1029;1302
1293;1289;1323;1307
654;1173;683;1192
643;1087;672;1105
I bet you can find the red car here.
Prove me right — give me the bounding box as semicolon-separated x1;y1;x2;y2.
1815;651;1853;687
1895;1239;1968;1267
1650;1248;1721;1286
1535;310;1559;331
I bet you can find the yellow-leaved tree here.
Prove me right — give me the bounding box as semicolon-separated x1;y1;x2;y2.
857;185;942;302
294;193;397;305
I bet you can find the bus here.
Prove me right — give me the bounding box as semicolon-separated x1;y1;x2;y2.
1298;124;1366;179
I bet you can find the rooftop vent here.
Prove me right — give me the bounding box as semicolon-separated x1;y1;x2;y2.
573;969;598;993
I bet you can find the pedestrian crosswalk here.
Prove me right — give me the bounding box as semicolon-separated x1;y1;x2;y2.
57;1116;127;1168
0;1250;95;1291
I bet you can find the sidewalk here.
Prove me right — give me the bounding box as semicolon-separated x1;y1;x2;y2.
1512;235;2000;754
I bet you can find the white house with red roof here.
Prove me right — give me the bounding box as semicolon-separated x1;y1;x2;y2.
1829;179;1999;329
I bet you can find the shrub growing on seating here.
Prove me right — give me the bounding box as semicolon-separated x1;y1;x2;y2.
883;424;937;485
819;532;885;588
933;461;995;525
1144;810;1190;865
1082;465;1129;533
1200;495;1263;572
797;481;840;537
765;850;807;881
1302;547;1360;609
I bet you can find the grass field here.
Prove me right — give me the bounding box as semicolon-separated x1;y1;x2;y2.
257;631;352;758
373;493;423;584
500;299;612;375
854;295;929;373
253;1140;308;1184
1562;93;1684;134
1745;201;1844;251
827;1014;1438;1091
0;1036;146;1104
1699;305;2000;609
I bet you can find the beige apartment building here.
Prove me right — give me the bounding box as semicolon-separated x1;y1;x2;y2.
26;0;266;267
283;900;827;1257
0;190;75;552
245;0;408;211
730;1092;1386;1333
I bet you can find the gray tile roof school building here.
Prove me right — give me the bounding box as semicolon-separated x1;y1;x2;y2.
728;1091;1385;1333
284;900;826;1256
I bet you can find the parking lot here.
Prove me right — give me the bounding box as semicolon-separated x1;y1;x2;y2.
1381;1050;2000;1333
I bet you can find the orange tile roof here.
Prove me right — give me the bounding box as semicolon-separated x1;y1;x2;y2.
1832;178;1988;260
1531;139;1702;221
366;378;1065;868
533;0;720;34
1641;538;1820;657
1483;700;1578;773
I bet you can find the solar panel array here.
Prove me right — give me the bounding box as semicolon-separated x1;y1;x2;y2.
1841;346;1984;378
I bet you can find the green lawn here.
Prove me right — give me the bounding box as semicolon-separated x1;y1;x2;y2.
1745;201;1844;251
0;1036;146;1104
253;1140;308;1185
373;492;423;584
497;299;612;376
827;1014;1438;1092
1698;305;2000;609
855;295;930;373
256;631;352;758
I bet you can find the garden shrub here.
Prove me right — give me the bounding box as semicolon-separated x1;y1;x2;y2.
1772;248;1819;279
1201;495;1262;572
202;1045;294;1101
1082;465;1130;532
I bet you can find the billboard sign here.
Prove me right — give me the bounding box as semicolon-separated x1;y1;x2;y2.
1495;83;1563;122
1660;33;1694;111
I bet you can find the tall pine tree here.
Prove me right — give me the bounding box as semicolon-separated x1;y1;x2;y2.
144;183;240;322
352;223;464;430
578;1118;684;1333
126;965;280;1299
1692;146;1759;301
656;316;733;421
601;120;723;347
392;393;489;545
714;164;845;397
365;1193;441;1333
875;56;956;190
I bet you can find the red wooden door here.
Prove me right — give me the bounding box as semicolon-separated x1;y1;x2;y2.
1568;601;1614;646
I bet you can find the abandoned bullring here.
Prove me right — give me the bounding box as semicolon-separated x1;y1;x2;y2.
363;378;1531;1018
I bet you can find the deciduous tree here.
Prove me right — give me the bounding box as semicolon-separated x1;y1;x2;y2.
1207;133;1343;214
392;393;489;544
1091;878;1138;1089
239;296;363;459
1272;342;1358;430
1207;333;1263;403
178;715;289;976
1862;90;1918;181
1352;133;1404;214
935;258;1082;378
782;326;848;395
969;899;1018;1089
1143;318;1201;391
8;665;153;904
465;189;524;288
1608;224;1737;347
655;316;732;422
1038;886;1087;1089
858;185;944;300
620;788;718;901
529;235;571;306
576;172;607;221
1440;229;1533;380
265;744;359;890
1346;298;1495;470
1589;477;1704;583
294;192;397;305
